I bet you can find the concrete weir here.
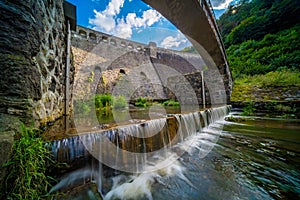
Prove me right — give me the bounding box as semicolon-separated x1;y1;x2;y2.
50;105;230;172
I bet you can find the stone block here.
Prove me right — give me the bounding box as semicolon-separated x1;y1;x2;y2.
0;131;14;195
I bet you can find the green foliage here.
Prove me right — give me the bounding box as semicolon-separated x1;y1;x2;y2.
4;124;53;199
218;0;252;38
225;115;246;122
274;104;296;113
135;97;148;107
227;26;300;79
257;70;300;87
94;95;103;109
162;100;180;107
76;94;128;114
112;95;127;110
231;71;300;102
218;0;300;80
219;0;300;108
100;94;112;107
242;102;256;116
218;0;300;47
235;70;300;88
95;94;112;109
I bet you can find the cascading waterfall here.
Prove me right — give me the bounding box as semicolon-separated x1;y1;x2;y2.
49;105;230;198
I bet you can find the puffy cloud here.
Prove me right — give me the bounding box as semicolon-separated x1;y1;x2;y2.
126;9;161;28
115;18;132;39
142;9;161;26
126;13;144;27
89;9;116;32
211;0;234;10
160;34;188;49
89;0;162;39
104;0;125;16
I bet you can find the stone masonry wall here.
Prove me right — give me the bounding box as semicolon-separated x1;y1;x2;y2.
0;0;70;126
71;25;231;107
0;0;71;191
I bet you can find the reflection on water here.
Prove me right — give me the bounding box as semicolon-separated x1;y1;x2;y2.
50;113;300;200
45;106;182;140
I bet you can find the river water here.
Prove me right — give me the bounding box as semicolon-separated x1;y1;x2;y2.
150;117;300;200
50;109;300;200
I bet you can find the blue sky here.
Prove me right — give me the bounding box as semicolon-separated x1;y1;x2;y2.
67;0;237;50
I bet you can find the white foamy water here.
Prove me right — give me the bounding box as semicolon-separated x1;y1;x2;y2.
50;106;231;199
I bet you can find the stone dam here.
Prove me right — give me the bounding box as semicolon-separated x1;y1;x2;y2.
72;25;231;107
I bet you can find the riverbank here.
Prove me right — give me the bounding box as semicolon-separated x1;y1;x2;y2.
230;71;300;118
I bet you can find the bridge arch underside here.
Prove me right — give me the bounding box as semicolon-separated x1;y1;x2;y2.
142;0;233;103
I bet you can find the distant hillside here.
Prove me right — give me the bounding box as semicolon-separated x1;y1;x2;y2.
216;0;300;79
180;46;197;54
218;0;300;47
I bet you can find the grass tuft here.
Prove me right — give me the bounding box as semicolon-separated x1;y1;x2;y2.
3;124;53;199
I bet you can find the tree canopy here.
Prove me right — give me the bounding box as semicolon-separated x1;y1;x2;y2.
217;0;300;79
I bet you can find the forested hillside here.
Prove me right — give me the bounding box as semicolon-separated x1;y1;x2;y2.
216;0;300;105
218;0;300;78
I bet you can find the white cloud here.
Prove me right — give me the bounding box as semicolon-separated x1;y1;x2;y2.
89;0;162;39
104;0;124;15
89;9;116;32
211;0;234;10
89;0;125;32
160;34;188;49
142;9;161;26
126;9;161;28
115;18;132;39
126;13;144;27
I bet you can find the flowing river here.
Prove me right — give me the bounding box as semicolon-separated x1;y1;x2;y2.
49;107;300;200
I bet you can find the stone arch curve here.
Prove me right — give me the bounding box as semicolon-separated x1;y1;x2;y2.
142;0;233;102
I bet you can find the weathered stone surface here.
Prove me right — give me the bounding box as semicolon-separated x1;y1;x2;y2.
0;113;21;196
55;182;102;200
0;0;73;127
0;132;14;193
72;26;231;106
0;0;74;192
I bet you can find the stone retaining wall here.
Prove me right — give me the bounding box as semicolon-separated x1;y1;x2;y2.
0;0;72;192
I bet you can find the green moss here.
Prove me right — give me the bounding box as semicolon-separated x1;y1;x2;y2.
102;74;107;86
87;70;94;82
